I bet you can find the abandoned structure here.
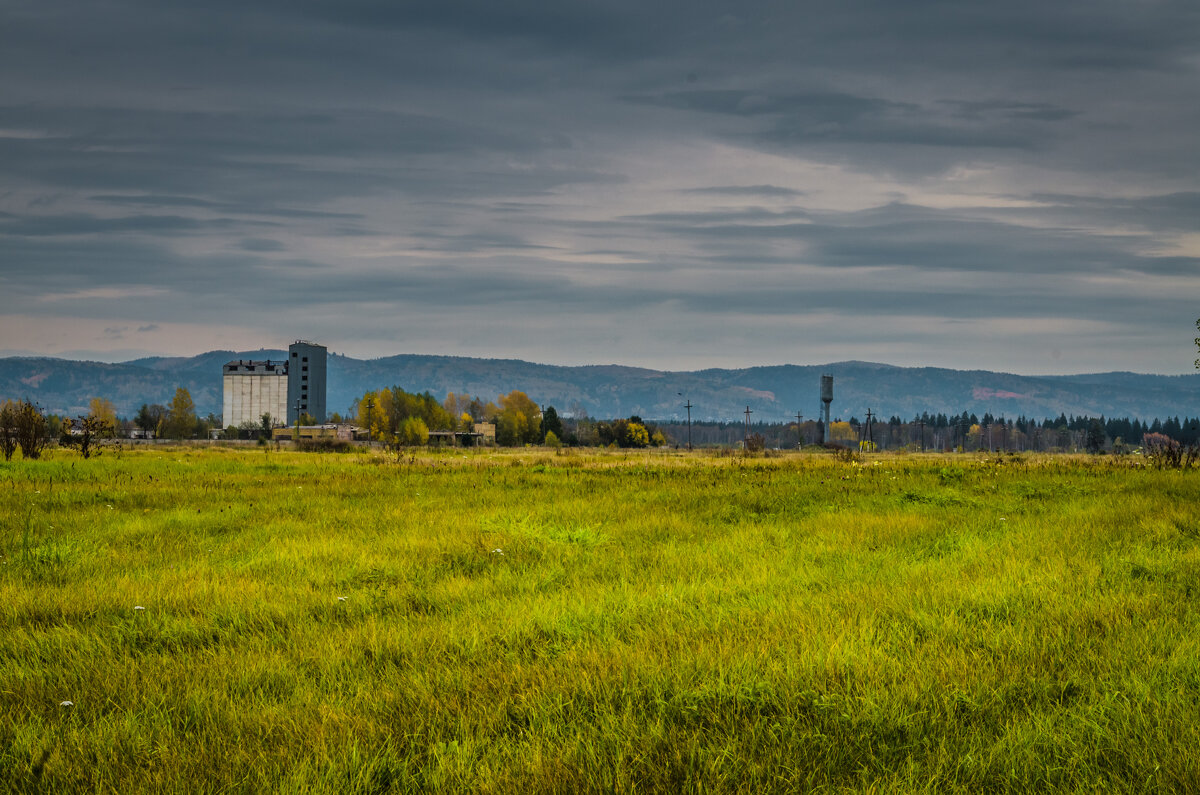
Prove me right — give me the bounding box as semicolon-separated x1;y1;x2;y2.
222;340;328;428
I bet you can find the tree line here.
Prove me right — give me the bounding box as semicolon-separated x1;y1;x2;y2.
0;387;207;460
655;412;1200;453
3;383;1198;458
350;387;668;448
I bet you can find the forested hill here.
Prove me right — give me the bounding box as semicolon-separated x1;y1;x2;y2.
2;352;1198;423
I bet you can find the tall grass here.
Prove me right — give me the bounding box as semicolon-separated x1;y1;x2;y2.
1;448;1198;792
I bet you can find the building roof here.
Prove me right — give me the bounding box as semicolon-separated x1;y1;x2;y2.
223;359;287;374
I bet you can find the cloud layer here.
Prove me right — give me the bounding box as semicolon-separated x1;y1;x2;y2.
2;0;1199;374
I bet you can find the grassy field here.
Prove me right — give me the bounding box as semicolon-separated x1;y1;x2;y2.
2;446;1199;793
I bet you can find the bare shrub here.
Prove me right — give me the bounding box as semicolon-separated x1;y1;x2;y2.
1142;433;1198;469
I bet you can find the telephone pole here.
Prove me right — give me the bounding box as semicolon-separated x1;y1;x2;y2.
743;405;753;450
678;394;693;450
795;412;803;449
864;408;874;449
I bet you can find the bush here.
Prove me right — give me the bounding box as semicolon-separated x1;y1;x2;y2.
828;444;859;463
1142;432;1198;469
14;401;47;460
297;440;354;453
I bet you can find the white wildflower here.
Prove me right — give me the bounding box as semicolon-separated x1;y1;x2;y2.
59;701;73;707
338;596;347;602
134;605;145;610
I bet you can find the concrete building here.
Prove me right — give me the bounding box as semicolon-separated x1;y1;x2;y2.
287;340;327;424
222;359;288;429
222;340;328;429
272;424;364;442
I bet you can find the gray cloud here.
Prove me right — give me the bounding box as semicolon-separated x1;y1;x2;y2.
1;0;1198;374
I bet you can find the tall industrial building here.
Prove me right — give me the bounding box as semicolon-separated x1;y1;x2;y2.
222;360;288;429
222;340;328;428
286;340;327;424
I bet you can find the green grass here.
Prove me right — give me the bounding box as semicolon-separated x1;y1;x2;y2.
2;447;1199;792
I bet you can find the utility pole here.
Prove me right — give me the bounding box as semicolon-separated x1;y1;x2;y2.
865;408;874;450
919;418;926;453
795;412;803;449
293;398;301;442
365;397;375;443
678;393;693;451
743;405;753;450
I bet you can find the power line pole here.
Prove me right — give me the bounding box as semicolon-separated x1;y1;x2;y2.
865;408;874;449
796;412;803;449
678;393;692;451
743;405;753;450
685;400;693;451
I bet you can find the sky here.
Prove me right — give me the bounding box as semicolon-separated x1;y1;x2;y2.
1;0;1199;374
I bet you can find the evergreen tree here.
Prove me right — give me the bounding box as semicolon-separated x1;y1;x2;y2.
542;405;563;443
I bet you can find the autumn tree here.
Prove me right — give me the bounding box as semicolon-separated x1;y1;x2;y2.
494;408;528;446
135;403;166;437
621;420;650;448
355;387;454;444
828;421;857;443
357;388;390;441
495;390;541;446
397;416;430;446
88;398;118;438
14;400;47;459
165;388;197;439
0;400;17;461
443;392;475;420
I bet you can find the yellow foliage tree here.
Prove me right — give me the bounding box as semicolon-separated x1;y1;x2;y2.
397;416;429;446
497;390;540;446
829;421;857;443
358;389;391;441
88;397;118;437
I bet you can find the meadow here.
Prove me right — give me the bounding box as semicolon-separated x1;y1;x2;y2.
2;446;1198;793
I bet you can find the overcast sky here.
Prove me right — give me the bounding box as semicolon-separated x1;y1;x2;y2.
2;0;1198;373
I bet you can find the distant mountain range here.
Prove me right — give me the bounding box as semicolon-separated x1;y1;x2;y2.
2;351;1198;423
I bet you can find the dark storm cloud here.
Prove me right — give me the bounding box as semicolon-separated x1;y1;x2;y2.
619;201;1200;278
1;0;1198;371
1022;192;1200;234
626;89;1054;150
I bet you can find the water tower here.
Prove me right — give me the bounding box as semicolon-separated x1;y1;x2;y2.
820;375;833;443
